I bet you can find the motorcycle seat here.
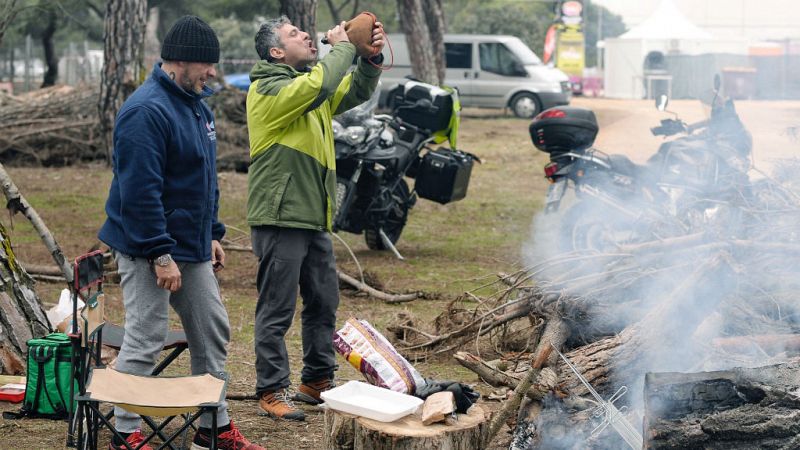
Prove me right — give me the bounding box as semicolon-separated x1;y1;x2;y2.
607;154;649;178
364;143;415;168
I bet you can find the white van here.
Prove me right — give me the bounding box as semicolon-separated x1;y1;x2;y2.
379;34;571;118
316;33;571;118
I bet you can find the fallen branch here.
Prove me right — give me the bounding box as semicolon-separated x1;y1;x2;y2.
225;392;258;401
337;270;420;304
399;295;534;352
712;334;800;356
0;163;72;284
453;351;557;401
218;240;416;303
221;240;252;252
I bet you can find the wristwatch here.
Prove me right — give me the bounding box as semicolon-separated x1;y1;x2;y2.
152;254;173;267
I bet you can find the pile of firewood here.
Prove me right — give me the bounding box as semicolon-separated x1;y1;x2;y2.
389;168;800;448
0;85;102;165
0;84;250;169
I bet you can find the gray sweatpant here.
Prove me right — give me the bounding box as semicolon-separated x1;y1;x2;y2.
251;226;340;395
113;251;230;432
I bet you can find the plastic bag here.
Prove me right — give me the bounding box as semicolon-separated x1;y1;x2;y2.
333;318;425;394
45;289;83;333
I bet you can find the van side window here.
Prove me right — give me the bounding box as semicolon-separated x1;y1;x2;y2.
479;43;526;77
445;43;472;69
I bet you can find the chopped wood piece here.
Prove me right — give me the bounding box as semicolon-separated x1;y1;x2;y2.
421;391;455;425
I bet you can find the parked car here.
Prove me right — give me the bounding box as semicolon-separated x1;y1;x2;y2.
317;33;572;118
224;72;251;91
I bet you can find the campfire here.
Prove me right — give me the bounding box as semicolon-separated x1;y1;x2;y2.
389;160;800;448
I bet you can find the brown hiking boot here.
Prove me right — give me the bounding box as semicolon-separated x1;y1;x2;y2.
259;389;305;421
293;379;335;405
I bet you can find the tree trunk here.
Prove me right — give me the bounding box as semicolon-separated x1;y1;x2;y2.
323;406;488;450
395;0;438;85
420;0;445;85
0;224;50;375
0;0;19;48
143;6;160;69
281;0;317;45
40;9;58;88
324;0;360;25
98;0;147;164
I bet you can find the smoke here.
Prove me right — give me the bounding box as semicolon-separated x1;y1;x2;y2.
521;98;800;448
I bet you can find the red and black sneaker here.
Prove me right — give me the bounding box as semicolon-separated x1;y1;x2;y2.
190;420;265;450
108;429;154;450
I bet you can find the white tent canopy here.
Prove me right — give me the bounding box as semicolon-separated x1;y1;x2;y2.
603;0;746;99
619;0;712;41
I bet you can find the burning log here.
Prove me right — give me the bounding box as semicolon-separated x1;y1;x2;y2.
484;347;553;446
644;363;800;449
558;255;737;396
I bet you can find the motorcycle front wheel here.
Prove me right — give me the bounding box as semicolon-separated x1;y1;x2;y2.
365;180;411;251
559;201;645;252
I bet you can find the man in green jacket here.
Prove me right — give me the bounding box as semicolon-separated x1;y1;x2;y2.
247;16;384;420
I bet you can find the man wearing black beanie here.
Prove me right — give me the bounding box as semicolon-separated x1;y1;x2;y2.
98;15;263;450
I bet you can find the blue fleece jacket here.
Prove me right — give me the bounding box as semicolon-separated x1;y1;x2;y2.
98;63;225;262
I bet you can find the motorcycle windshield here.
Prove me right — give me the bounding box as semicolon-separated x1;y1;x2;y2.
333;81;382;127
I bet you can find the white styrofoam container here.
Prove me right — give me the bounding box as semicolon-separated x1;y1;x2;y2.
320;380;423;422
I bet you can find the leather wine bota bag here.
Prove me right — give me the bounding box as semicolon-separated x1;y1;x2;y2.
342;12;381;58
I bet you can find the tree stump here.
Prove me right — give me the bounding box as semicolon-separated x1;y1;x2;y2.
323;405;488;450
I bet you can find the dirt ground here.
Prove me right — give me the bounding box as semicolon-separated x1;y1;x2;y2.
0;96;798;449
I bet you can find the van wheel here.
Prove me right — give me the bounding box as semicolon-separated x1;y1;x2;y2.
510;92;541;118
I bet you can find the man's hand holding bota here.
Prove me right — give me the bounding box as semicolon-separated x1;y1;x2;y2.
371;21;385;53
326;22;350;45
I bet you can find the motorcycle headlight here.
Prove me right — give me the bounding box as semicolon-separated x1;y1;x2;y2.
380;129;394;147
332;120;344;139
343;126;367;146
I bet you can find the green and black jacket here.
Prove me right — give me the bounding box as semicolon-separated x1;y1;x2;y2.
246;43;381;231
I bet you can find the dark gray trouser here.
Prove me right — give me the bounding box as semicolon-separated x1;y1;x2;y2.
112;251;230;432
251;225;340;395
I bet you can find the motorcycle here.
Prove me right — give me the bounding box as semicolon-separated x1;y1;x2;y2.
530;76;770;251
332;81;476;258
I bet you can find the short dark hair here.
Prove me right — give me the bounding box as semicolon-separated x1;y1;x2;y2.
255;15;291;62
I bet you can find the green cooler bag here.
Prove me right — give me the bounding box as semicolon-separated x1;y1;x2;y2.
22;333;76;418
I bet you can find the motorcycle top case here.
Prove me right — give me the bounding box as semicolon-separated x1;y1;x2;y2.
529;106;598;153
393;81;453;133
415;147;473;204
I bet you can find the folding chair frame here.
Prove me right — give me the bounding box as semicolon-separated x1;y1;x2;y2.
74;395;220;450
67;250;105;448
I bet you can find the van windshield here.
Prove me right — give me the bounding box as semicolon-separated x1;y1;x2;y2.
503;39;542;65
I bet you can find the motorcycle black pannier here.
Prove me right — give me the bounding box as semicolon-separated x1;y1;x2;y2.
529;106;598;153
393;81;453;133
415;148;473;204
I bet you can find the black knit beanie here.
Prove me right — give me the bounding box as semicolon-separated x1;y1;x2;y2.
161;16;220;63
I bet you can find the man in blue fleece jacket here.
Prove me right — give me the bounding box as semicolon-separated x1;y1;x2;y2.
98;16;262;450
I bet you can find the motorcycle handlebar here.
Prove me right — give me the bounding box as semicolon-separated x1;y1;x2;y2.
650;118;685;136
686;119;710;134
